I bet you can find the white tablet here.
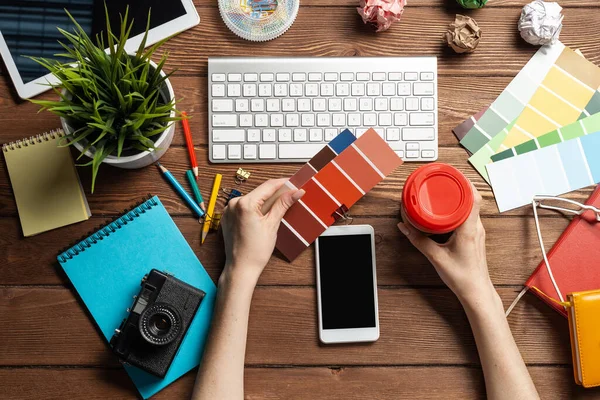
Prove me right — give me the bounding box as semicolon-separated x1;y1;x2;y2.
0;0;199;99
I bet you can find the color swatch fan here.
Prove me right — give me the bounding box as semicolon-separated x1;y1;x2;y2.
275;129;403;261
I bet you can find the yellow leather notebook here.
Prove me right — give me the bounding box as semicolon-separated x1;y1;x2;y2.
567;290;600;388
2;129;90;236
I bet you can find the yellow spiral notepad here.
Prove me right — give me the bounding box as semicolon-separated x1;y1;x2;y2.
3;129;90;236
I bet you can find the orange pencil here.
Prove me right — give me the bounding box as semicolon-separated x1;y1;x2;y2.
181;111;198;178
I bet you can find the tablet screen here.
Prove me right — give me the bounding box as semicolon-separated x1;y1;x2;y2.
0;0;187;84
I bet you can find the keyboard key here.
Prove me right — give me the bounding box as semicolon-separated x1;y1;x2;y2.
240;114;253;128
421;150;436;158
374;128;385;138
212;73;226;82
292;73;306;81
259;144;277;159
348;113;361;126
286;114;300;127
282;99;296;111
325;72;338;81
260;73;274;81
305;83;319;97
394;113;408;126
244;83;256;97
267;99;280;112
279;143;324;159
340;72;354;81
244;144;257;159
332;113;346;126
410;112;435;126
344;98;358;111
313;98;326;111
373;72;386;81
213;114;237;127
395;150;405;158
290;83;303;97
317;113;331;126
228;73;242;82
336;83;350;96
274;83;288;97
406;97;419;111
298;99;311;112
363;113;377;126
356;128;369;137
212;84;225;97
390;98;404;111
294;128;307;141
359;98;373;111
212;99;233;112
413;82;434;96
228;144;242;159
386;128;400;141
406;142;419;151
352;83;365;96
271;114;284;127
255;114;268;127
406;150;419;158
329;98;342;111
405;72;418;81
388;72;402;81
397;83;411;96
382;82;396;96
259;84;272;97
302;113;315;127
276;73;290;81
403;127;435;141
279;129;292;142
357;72;370;81
251;99;265;112
379;113;392;126
308;73;322;81
387;140;404;151
236;99;249;112
263;129;276;142
421;97;434;111
227;84;241;97
244;73;258;82
321;83;334;96
367;83;380;96
213;129;245;142
248;129;261;142
375;98;388;111
309;128;323;142
420;72;434;81
213;145;226;159
325;128;338;141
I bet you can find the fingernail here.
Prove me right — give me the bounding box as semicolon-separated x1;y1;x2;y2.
397;222;409;236
292;189;305;202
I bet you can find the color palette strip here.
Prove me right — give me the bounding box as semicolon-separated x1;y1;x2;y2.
468;122;513;183
452;106;488;145
460;42;565;154
276;128;403;261
499;47;600;149
486;130;600;212
492;112;600;162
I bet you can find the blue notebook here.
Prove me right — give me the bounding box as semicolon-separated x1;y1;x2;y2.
58;196;216;399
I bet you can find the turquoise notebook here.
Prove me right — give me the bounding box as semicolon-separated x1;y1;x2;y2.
58;196;216;399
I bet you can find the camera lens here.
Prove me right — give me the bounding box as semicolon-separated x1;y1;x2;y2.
139;303;182;346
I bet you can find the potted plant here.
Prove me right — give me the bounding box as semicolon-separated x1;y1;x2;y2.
29;8;181;192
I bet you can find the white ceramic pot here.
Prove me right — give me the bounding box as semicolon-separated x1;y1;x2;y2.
61;60;176;170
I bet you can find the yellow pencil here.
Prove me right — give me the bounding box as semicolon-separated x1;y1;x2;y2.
202;173;222;243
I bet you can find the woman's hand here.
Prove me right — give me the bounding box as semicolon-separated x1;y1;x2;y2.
397;184;495;307
220;178;304;287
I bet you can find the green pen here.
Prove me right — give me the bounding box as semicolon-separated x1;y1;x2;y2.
186;170;206;212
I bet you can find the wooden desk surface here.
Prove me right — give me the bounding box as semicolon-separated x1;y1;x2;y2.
2;1;600;398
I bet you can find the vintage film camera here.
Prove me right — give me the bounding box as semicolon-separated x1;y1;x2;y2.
110;269;205;378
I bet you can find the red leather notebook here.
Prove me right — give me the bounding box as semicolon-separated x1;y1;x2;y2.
526;186;600;317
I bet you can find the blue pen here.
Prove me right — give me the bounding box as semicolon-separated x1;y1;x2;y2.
156;163;205;218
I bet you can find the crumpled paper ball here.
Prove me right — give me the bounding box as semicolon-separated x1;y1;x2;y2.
518;0;563;45
456;0;487;9
444;14;481;54
357;0;407;32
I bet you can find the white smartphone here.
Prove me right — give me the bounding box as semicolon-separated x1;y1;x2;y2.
315;225;380;344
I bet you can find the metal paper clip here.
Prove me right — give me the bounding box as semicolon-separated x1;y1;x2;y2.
235;168;251;185
210;213;222;231
332;205;353;225
221;188;243;205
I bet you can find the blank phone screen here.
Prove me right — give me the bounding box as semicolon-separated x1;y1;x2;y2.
318;234;376;330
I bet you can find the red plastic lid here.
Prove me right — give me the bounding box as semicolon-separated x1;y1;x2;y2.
402;163;474;234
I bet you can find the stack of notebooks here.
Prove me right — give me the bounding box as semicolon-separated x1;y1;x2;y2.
453;42;600;212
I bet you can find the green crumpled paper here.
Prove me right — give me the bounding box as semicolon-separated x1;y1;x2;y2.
456;0;487;9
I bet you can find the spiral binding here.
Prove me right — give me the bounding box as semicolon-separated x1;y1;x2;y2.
2;129;65;152
57;195;158;263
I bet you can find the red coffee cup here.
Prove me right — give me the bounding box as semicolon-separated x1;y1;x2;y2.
402;163;474;235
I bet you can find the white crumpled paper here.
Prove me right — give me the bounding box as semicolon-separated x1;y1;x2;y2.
518;0;563;46
357;0;407;32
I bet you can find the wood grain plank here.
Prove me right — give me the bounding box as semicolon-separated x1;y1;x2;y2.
194;0;600;7
0;287;574;366
1;146;595;217
0;215;568;286
2;366;599;400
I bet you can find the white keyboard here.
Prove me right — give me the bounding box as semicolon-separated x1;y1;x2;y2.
208;57;438;163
